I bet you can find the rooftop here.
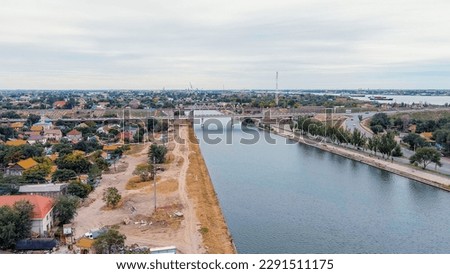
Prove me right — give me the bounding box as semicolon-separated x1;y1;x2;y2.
19;183;67;194
0;195;54;219
17;158;38;170
6;139;27;146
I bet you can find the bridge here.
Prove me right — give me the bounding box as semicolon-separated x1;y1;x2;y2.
0;106;324;123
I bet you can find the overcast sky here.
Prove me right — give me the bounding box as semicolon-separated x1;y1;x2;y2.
1;0;450;90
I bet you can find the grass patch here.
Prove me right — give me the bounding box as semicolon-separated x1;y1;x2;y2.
126;176;150;190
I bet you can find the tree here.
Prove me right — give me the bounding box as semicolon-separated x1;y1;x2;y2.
52;169;77;182
370;124;384;134
67;181;92;198
433;129;450;155
93;229;126;254
0;200;33;249
56;153;92;175
392;145;403;157
133;163;151;181
378;132;398;159
358;115;363;122
94;157;110;171
409;147;442;170
26;114;41;126
148;144;167;164
22;167;48;184
53;196;79;225
103;187;121;208
370;113;390;129
402;133;427;150
10;200;33;240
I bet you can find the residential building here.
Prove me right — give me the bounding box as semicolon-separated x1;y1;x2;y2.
44;129;63;141
10;122;24;131
5;139;27;146
27;135;47;145
53;101;66;109
6;158;38;176
66;129;82;143
18;183;68;198
0;195;54;236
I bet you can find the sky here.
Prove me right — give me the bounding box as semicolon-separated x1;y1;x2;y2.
1;0;450;90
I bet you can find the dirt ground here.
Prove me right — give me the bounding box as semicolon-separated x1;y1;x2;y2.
72;125;235;253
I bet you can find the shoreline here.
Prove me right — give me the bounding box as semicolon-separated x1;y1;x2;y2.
269;126;450;192
186;125;237;254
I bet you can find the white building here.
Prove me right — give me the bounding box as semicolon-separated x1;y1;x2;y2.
0;195;54;236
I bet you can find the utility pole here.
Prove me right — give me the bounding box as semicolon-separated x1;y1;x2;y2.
153;156;157;211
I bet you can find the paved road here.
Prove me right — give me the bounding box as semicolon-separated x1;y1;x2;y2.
343;109;450;176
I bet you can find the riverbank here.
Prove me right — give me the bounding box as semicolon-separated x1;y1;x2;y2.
270;126;450;192
186;125;236;254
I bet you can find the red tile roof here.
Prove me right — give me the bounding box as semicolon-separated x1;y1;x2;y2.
0;195;54;219
67;129;81;136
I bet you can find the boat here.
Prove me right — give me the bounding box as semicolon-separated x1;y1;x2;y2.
369;96;393;101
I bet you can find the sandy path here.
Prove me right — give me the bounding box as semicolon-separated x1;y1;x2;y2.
172;125;204;253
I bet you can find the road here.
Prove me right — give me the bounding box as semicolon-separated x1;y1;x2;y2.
343;109;450;176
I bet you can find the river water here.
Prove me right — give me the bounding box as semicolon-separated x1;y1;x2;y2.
194;111;450;253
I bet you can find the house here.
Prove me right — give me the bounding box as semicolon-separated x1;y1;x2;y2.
5;139;27;146
19;183;68;198
44;129;63;141
129;99;141;109
30;125;44;132
10;122;24;131
27;135;47;145
76;122;89;129
103;145;120;160
117;131;134;141
66;129;82;143
6;158;38;176
33;116;53;130
0;195;54;236
53;100;66;109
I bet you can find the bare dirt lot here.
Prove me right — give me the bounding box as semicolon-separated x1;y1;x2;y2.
72;125;234;253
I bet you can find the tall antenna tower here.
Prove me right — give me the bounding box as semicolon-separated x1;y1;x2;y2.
275;71;279;106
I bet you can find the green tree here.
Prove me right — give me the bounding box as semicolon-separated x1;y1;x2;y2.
56;153;92;175
148;144;167;164
94;157;110;171
133;163;152;181
52;169;77;182
67;181;92;199
378;132;398;159
22;167;48;184
370;113;390;129
433;129;450;155
370;124;384;134
0;200;33;249
402;133;427;150
103;187;121;208
93;229;126;254
26;114;41;126
53;196;79;225
409;147;442;170
392;145;403;157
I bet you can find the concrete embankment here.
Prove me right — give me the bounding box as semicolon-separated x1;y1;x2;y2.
186;125;237;254
270;127;450;192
